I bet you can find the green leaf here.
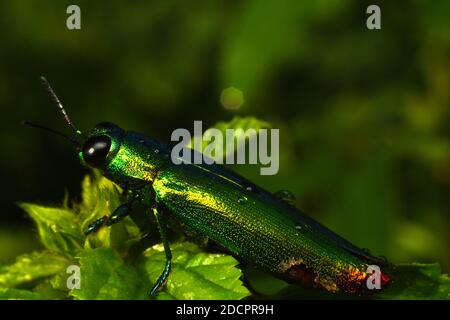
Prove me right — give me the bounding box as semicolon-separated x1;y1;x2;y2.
34;279;69;300
139;242;250;300
0;288;45;300
79;173;122;237
188;116;272;160
19;203;84;256
79;173;141;251
377;263;450;300
0;252;68;287
79;171;123;224
70;248;147;300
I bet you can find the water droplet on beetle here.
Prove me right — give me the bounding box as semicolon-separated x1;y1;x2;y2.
274;189;296;206
246;186;252;191
154;149;160;154
238;196;248;204
295;222;308;234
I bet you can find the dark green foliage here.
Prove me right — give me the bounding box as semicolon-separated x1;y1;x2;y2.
0;164;448;299
1;173;250;300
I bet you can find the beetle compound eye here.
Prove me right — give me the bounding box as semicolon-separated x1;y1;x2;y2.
82;135;111;167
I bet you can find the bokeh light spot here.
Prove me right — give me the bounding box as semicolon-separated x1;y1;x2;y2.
220;87;244;110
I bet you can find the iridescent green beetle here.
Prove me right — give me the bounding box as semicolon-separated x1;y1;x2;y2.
25;77;392;295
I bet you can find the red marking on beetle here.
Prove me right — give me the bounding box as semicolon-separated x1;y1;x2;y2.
381;272;392;287
286;264;317;287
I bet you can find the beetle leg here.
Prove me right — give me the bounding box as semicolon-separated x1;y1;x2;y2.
84;203;132;235
83;216;108;235
106;203;132;226
149;204;172;296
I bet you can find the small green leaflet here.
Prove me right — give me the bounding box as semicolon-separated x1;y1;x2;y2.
70;248;148;300
188;116;272;160
377;263;450;300
19;203;83;256
0;252;68;288
139;242;250;300
0;288;45;300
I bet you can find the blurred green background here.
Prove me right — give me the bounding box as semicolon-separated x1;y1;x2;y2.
0;0;448;276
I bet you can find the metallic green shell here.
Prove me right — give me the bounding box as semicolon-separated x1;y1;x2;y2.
152;162;374;293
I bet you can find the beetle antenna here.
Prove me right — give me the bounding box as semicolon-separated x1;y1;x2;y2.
22;120;80;147
40;76;83;136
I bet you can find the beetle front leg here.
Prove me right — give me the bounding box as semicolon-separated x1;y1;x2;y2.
149;203;172;296
84;216;108;235
106;203;132;226
84;203;133;235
